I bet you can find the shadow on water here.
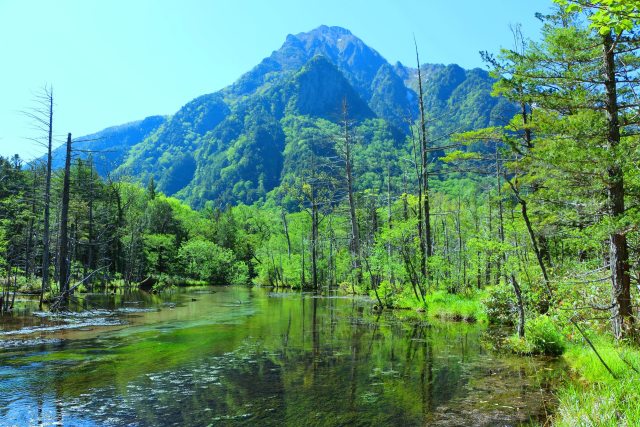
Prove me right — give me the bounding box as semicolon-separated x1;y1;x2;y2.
0;287;562;426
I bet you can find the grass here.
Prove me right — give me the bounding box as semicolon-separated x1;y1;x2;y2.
423;290;488;323
371;284;488;323
504;315;567;356
554;337;640;426
372;281;640;424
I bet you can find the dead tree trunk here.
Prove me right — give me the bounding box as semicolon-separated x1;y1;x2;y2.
415;41;432;262
311;200;319;290
282;209;292;259
58;133;72;305
341;99;361;283
39;88;54;309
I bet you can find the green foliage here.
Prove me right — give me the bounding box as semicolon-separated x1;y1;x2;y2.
143;234;177;275
178;239;248;285
507;315;566;356
555;0;640;35
556;338;640;426
483;284;518;325
424;291;488;323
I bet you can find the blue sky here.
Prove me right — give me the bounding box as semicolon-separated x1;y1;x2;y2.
0;0;551;160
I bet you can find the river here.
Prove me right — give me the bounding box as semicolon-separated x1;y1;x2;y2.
0;287;561;426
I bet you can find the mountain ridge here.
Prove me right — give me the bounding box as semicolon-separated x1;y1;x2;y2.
50;25;515;207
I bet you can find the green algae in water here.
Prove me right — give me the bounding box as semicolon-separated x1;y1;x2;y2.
0;287;562;426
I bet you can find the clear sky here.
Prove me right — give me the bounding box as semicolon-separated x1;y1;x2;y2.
0;0;551;160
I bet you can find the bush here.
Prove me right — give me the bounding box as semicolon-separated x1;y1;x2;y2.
483;284;517;325
178;239;248;285
507;315;566;356
527;315;566;355
425;290;487;323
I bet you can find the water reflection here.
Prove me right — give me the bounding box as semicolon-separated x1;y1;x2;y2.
0;287;560;426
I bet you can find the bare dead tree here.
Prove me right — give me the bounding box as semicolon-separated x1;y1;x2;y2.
22;85;54;309
339;99;362;284
414;39;433;266
58;133;72;305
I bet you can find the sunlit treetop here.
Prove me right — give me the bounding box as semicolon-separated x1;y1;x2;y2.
555;0;640;34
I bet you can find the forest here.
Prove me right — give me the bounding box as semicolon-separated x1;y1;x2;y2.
1;1;640;425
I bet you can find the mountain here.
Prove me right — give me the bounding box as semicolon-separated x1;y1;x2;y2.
228;26;413;130
51;25;516;208
51;115;165;177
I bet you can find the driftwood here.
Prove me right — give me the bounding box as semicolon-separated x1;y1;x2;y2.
49;267;107;311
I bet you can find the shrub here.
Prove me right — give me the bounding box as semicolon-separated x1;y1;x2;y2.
483;284;517;325
425;290;487;323
507;315;566;356
527;315;566;356
178;239;248;285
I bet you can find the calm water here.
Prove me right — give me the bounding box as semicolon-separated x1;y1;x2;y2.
0;287;560;426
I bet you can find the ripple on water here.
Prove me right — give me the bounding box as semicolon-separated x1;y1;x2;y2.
0;318;123;336
0;337;63;349
1;307;161;338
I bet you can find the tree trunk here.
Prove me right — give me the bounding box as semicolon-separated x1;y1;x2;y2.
281;209;292;259
603;32;633;339
485;202;492;286
311;201;319;290
411;129;426;278
40;89;53;309
494;153;506;287
114;184;124;275
87;157;95;274
511;274;525;338
387;166;394;283
342;100;361;283
415;43;433;261
58;133;72;305
505;178;552;313
301;232;306;288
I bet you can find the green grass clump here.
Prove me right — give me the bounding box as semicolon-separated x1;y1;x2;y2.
505;315;566;356
368;285;487;323
505;335;536;355
423;290;488;323
555;338;640;426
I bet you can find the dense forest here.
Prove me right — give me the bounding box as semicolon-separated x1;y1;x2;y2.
2;0;640;425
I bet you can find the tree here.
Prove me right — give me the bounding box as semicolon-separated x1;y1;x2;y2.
178;239;247;285
147;175;156;200
337;99;362;284
487;3;640;339
413;42;432;280
58;134;72;303
23;86;54;308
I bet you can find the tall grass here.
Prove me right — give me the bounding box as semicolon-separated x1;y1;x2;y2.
555;338;640;426
423;290;488;323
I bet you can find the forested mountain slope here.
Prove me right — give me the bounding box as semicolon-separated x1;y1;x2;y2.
51;25;515;207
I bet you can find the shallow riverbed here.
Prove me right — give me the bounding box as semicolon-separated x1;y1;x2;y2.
0;287;561;426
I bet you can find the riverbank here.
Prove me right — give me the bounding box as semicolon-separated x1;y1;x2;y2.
553;338;640;426
363;282;640;425
419;291;640;426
